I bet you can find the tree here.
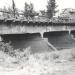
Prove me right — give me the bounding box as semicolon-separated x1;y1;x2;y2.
0;0;19;18
12;0;19;18
58;9;70;22
24;2;29;19
29;3;35;19
24;2;36;20
12;0;16;17
2;6;8;17
46;0;57;19
40;10;46;16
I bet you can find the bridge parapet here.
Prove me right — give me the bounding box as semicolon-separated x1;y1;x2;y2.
0;17;75;25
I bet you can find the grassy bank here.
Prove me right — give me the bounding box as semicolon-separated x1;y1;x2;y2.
0;42;75;75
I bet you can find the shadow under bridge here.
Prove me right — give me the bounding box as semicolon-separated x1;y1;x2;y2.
43;31;75;50
1;33;54;53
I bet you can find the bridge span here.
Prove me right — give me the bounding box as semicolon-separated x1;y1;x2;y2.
0;18;75;35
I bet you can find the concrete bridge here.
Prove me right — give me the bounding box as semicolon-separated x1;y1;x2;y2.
0;18;75;53
0;18;75;35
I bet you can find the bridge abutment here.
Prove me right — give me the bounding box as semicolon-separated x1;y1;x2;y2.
0;36;2;41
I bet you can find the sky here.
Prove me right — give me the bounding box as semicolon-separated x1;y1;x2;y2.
0;0;75;13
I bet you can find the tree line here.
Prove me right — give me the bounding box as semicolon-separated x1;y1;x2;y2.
0;0;57;20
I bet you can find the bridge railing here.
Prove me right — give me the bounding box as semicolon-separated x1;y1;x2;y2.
0;14;75;24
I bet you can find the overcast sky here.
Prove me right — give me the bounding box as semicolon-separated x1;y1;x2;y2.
0;0;75;12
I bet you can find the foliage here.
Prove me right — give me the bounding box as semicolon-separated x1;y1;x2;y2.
40;10;46;16
2;7;8;17
24;2;36;19
14;47;31;60
58;9;70;22
1;0;19;18
71;49;75;60
0;42;31;59
46;0;57;19
0;42;14;56
12;0;18;17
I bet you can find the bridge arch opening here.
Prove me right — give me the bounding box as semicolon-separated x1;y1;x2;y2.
43;31;75;50
1;33;55;53
70;30;75;40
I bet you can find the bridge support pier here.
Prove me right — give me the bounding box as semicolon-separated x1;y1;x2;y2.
68;30;71;35
40;32;44;38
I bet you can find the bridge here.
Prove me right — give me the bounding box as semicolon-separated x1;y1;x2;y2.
0;18;75;35
0;18;75;53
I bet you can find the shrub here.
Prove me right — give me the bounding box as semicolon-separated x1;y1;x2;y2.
0;42;14;55
71;49;75;60
14;47;31;60
51;53;59;60
0;42;32;59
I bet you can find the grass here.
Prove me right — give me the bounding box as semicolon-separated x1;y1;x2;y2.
0;42;75;75
0;41;75;63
